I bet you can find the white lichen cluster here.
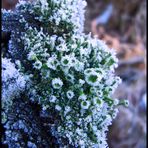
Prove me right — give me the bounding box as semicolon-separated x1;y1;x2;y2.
17;0;86;33
22;25;123;147
2;0;129;147
2;58;27;111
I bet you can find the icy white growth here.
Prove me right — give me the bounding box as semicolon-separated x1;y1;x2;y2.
17;0;87;33
22;27;123;147
2;58;27;110
1;0;128;147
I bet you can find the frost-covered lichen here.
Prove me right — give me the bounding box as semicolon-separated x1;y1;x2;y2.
2;0;128;147
22;27;123;147
2;58;27;112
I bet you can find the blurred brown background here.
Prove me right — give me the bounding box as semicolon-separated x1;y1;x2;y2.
85;0;146;147
2;0;147;148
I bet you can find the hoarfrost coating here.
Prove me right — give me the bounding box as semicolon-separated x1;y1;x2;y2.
2;0;128;147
